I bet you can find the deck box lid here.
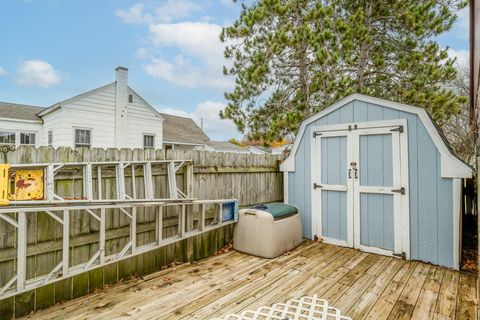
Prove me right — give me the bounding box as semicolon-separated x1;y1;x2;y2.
251;203;298;219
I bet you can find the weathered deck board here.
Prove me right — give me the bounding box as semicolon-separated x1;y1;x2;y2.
23;241;477;320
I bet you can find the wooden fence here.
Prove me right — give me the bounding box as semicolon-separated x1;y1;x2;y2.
0;147;284;319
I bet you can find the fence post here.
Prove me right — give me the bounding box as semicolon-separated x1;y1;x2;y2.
17;211;26;291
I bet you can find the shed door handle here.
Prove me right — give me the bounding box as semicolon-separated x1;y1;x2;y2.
392;187;405;195
348;169;352;179
313;183;322;190
354;168;358;179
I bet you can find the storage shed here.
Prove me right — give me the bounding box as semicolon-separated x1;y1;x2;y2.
280;94;472;269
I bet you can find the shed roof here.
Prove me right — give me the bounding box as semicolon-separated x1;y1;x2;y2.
0;102;43;122
280;93;472;178
161;113;210;145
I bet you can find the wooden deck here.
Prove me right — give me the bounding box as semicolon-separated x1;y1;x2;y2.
24;241;477;320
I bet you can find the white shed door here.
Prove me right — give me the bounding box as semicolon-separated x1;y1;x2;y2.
313;122;408;258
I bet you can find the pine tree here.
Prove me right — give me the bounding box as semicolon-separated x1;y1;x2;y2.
220;0;468;142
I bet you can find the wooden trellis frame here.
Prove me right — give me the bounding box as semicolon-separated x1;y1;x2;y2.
0;199;238;299
213;295;352;320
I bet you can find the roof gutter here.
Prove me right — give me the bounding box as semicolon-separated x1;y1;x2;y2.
163;141;208;146
0;117;43;124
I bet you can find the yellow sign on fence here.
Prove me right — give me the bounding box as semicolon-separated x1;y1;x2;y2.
8;169;44;201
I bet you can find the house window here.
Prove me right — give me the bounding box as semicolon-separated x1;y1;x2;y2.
20;133;35;145
48;130;53;146
75;129;91;148
0;132;15;145
143;134;154;148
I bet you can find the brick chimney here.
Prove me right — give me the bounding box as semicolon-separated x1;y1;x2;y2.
115;66;129;148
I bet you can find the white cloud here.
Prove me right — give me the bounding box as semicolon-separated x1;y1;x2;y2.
116;1;201;24
149;22;224;61
144;21;232;89
448;48;469;68
454;6;469;40
16;60;61;87
219;0;235;7
154;0;201;23
143;55;231;89
115;3;150;24
160;101;241;140
116;3;233;90
0;67;6;76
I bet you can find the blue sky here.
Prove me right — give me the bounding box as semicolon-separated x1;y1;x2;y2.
0;0;470;140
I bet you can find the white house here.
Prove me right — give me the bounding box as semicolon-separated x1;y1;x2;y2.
0;67;253;153
0;67;165;149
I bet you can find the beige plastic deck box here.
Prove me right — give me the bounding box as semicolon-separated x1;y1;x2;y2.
233;203;303;258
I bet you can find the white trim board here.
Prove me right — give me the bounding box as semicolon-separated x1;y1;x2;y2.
283;171;289;204
280;93;472;178
453;178;461;270
0;117;42;124
163;141;207;147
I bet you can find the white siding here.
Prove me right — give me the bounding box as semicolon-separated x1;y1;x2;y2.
42;84;116;148
0;119;43;147
41;84;163;149
126;89;163;149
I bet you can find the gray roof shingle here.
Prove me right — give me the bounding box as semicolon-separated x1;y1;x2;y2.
160;113;210;144
206;141;247;152
0;102;44;121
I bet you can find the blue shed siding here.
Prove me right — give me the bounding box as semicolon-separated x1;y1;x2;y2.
287;100;454;268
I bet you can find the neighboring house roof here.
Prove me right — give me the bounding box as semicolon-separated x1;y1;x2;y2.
247;146;273;153
206;141;248;153
161;113;210;145
0;102;43;122
271;144;291;154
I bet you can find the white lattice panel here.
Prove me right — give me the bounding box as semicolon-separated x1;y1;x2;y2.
212;295;352;320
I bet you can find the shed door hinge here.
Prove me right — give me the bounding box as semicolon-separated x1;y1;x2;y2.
391;187;405;195
393;252;406;259
390;125;404;133
313;183;322;190
313;131;321;138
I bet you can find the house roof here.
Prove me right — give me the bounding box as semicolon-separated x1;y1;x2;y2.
161;113;210;145
0;102;43;122
37;82;115;117
206;141;248;152
37;83;164;121
247;145;273;153
280;93;472;178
